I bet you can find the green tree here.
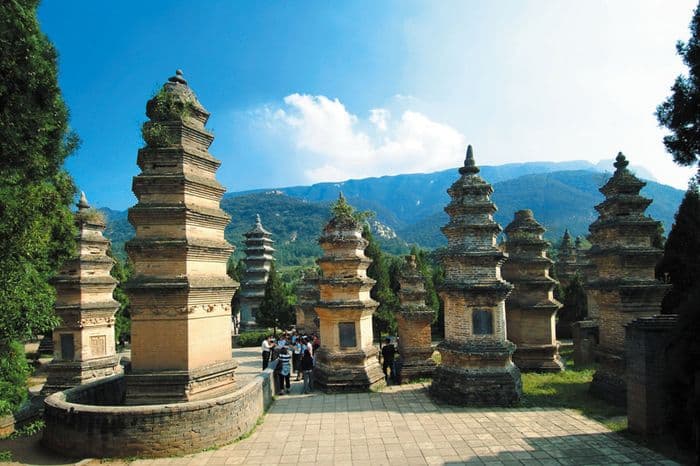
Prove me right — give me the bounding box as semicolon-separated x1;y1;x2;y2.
110;251;132;347
657;182;700;314
0;0;78;413
657;2;700;179
364;225;399;337
257;263;295;334
560;274;588;323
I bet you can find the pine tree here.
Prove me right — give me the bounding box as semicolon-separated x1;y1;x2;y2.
363;225;399;337
560;274;588;323
657;3;700;179
0;0;78;413
657;182;700;314
257;263;294;334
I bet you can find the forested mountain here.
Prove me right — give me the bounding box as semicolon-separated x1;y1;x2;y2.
99;161;685;264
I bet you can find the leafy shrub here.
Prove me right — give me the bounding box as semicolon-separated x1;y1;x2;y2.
0;341;30;415
236;330;270;347
141;122;172;147
147;88;195;121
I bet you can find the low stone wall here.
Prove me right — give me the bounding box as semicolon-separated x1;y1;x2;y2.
42;361;277;458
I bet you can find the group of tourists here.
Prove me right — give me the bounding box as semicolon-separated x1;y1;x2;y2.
261;331;320;395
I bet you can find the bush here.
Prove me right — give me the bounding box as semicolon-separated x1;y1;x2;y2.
236;330;269;347
141;122;172;147
0;341;30;415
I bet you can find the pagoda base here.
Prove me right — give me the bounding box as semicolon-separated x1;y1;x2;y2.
41;355;122;396
313;347;385;392
125;359;237;405
590;348;626;406
513;343;565;373
430;340;522;406
399;359;436;383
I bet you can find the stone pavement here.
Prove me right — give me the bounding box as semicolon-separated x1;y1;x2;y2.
0;346;678;465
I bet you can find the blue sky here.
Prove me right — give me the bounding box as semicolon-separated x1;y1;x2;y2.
39;1;698;210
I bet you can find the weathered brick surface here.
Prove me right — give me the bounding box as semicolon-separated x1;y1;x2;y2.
42;362;276;458
625;315;677;436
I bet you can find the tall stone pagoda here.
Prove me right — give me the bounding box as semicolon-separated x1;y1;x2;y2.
396;255;436;382
313;194;384;391
555;229;578;288
502;210;564;372
42;193;121;395
295;269;320;335
239;214;275;330
430;146;521;406
124;70;239;404
586;153;669;405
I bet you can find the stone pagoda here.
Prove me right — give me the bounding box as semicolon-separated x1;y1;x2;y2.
313;194;384;391
430;146;521;406
395;255;436;382
555;229;578;288
124;70;238;404
586;153;669;405
295;269;320;335
502;210;564;372
239;214;275;330
42;192;121;395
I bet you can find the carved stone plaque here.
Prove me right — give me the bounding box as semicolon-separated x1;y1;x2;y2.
339;322;356;348
90;335;106;357
472;310;493;335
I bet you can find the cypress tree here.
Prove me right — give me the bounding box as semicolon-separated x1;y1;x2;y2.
0;0;78;413
257;263;294;334
363;225;399;337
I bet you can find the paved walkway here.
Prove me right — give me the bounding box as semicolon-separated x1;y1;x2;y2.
0;346;678;465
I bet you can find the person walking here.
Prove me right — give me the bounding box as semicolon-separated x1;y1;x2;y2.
277;347;292;395
381;337;397;384
261;335;274;370
301;348;314;393
293;338;303;381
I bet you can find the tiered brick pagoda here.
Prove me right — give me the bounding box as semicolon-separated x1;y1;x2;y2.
396;255;436;382
313;195;384;391
42;193;121;395
239;214;275;330
124;70;239;404
586;153;669;405
295;269;320;335
430;146;521;406
555;229;578;288
502;209;564;372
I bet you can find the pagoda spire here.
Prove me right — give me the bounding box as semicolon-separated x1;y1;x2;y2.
77;191;90;211
459;144;480;175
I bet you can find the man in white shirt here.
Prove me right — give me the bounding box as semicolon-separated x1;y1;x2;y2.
261;336;274;370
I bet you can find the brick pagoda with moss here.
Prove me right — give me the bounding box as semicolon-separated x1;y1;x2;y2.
502;209;564;372
42;193;121;395
313;194;385;391
396;255;436;382
295;269;320;335
124;70;239;404
585;153;669;405
239;214;275;330
430;146;521;406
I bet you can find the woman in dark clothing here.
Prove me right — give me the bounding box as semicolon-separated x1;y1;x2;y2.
300;349;314;393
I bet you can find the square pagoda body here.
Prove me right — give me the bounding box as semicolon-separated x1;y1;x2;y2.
502;209;564;372
430;146;522;406
124;71;238;404
313;202;385;392
42;194;121;394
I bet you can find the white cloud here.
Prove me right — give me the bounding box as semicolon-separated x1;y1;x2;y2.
268;93;466;183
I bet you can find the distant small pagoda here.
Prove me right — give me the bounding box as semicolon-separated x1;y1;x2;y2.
585;153;669;405
555;229;578;288
430;146;521;406
502;209;564;372
239;214;275;330
42;192;121;395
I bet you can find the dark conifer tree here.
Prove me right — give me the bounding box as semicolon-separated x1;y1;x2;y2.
363;225;399;336
0;0;78;413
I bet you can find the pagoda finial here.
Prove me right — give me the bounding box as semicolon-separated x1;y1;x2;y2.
77;191;90;211
339;191;345;201
255;213;262;226
459;145;480;175
168;69;188;86
614;152;629;171
563;228;571;240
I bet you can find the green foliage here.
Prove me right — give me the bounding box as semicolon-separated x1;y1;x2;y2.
0;0;78;411
331;194;373;225
109;250;132;346
657;182;700;314
141;121;172;147
148;88;196;122
236;330;270;347
0;451;11;461
559;274;588;323
0;341;31;415
9;419;44;438
257;263;295;332
656;4;700;177
364;225;399;336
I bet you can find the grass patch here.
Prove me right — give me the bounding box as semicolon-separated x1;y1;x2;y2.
0;450;12;462
520;348;626;431
8;420;44;438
